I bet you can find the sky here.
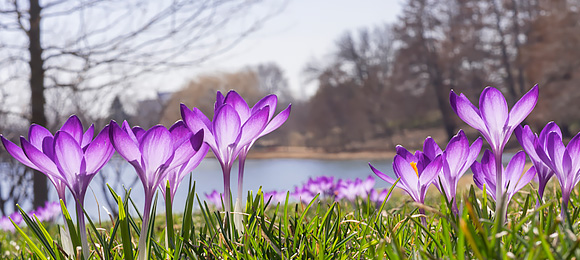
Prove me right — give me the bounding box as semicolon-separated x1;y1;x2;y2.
159;0;403;99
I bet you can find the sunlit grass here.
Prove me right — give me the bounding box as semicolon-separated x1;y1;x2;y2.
2;177;580;259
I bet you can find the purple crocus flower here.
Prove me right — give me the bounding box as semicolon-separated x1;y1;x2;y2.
264;190;287;204
1;115;113;257
435;130;482;214
180;91;277;210
370;142;443;212
303;176;335;197
450;85;538;219
369;188;390;207
533;131;580;219
205;190;224;210
292;186;316;204
160;121;208;203
515;122;560;206
110;120;201;260
472;150;536;204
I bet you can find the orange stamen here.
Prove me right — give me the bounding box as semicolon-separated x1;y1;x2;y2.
410;162;419;177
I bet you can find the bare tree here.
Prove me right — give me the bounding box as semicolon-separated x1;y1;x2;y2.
0;0;285;208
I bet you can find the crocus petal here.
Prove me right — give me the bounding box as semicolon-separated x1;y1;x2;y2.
479;87;508;142
140;125;174;174
419;155;442;185
21;137;61;179
504;151;526;189
450;90;487;132
465;137;483;171
395;145;416;162
60;115;84;144
110;121;141;163
84;126;114;174
515;125;540;162
471;161;485;190
260;104;291;137
180;104;216;148
121;121;139;144
507;85;538;128
252;94;278;120
215;91;225;112
28;124;53;149
546;132;566;177
237;106;269;147
1;136;39;170
81;124;95;148
392;155;419;191
224;91;251;122
54;131;84;182
514;166;536;192
190;129;204;151
370;163;398;186
422;137;442;160
566;132;580;175
213;104;241;157
539;122;561;145
133;127;146;143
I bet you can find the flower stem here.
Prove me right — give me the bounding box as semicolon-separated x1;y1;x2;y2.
137;193;153;260
221;164;232;211
237;153;247;206
75;201;89;260
494;150;507;227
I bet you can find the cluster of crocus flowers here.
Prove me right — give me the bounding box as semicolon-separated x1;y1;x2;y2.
0;201;60;232
204;175;389;207
1;115;114;257
180;90;290;211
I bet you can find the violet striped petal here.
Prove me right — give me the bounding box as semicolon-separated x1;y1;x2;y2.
1;136;39;171
369;163;398;186
546;132;566;177
54;131;84;182
81;124;95;149
121;121;139;144
504;151;526;189
479;87;508;141
224;91;251;122
515;125;540;162
21;137;60;180
422;137;442;160
393;155;418;191
260;104;291;137
566;132;580;175
419;155;442;185
237;106;269;147
514;166;536;192
60;115;84;144
28;124;52;149
252;94;278;120
213;104;241;156
507;85;539;127
139;125;173;175
450;90;487;132
180;104;216;149
84;125;114;174
110;121;141;163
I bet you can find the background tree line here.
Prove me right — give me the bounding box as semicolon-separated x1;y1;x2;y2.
154;0;580;152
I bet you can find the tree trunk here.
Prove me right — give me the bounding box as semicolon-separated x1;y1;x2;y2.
29;0;49;208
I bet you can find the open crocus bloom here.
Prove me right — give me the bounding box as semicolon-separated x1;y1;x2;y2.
534;131;580;219
436;130;482;213
472;150;536;203
160;121;208;203
180;90;290;210
450;85;538;155
1;115;114;258
515;122;560;205
110;120;202;260
370;143;443;205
